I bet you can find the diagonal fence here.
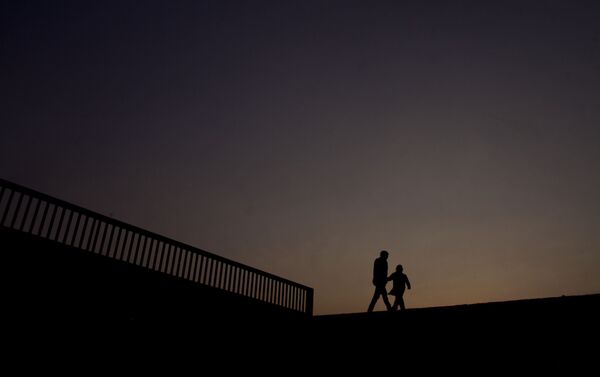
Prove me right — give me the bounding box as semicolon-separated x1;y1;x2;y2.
0;178;313;316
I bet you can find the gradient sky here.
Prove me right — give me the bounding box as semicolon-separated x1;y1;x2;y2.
2;1;599;315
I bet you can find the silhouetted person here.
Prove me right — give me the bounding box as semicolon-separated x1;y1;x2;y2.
367;250;392;312
388;264;411;311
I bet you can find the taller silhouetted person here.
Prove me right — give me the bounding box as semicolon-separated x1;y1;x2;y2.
388;264;411;311
367;250;392;312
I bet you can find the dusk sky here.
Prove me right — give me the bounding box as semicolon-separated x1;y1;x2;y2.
2;1;599;315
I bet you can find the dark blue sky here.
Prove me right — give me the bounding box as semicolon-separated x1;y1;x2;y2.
2;0;599;314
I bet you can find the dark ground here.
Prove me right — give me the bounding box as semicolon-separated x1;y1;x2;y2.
3;226;598;372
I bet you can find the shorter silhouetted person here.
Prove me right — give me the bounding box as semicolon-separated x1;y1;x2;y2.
388;264;411;311
368;250;392;312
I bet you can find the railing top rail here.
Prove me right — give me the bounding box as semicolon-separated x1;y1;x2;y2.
0;178;311;290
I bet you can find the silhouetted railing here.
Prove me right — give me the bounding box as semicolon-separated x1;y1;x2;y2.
0;178;313;316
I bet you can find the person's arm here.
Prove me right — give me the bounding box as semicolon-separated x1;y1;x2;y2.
406;275;411;290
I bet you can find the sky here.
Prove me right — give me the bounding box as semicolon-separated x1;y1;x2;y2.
1;0;599;315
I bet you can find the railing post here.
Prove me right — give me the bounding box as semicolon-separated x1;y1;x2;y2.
306;288;314;317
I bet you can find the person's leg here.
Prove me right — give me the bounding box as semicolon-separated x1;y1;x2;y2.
392;296;399;311
399;296;405;311
380;286;392;311
367;290;380;312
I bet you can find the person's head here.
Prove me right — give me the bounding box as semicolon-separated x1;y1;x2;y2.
380;250;389;259
396;264;403;272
